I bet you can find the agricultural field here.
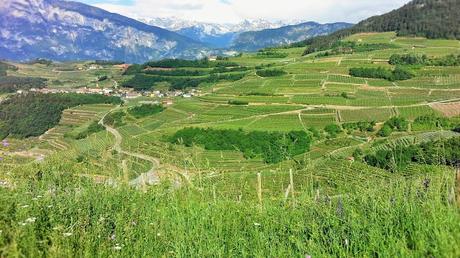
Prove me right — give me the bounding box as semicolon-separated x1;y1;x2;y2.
0;31;460;257
1;32;460;180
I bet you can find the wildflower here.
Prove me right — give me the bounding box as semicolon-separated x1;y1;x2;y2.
20;205;29;208
63;232;73;237
110;234;116;241
254;223;261;227
156;233;161;236
25;217;36;223
305;255;312;258
113;244;122;250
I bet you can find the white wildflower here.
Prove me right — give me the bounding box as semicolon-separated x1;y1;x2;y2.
63;232;73;237
254;222;261;227
113;244;122;250
20;205;29;208
25;217;36;223
156;233;161;236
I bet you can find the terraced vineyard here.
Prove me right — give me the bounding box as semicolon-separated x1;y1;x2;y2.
14;32;457;183
1;26;460;258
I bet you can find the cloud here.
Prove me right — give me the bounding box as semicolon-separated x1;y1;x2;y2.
84;0;411;24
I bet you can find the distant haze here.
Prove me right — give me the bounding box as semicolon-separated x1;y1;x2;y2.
80;0;412;24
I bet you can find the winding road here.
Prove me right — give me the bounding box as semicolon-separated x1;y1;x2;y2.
99;108;160;187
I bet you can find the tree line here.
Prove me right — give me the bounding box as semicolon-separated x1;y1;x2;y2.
349;67;413;81
0;93;121;139
389;54;460;66
169;128;313;164
364;137;460;172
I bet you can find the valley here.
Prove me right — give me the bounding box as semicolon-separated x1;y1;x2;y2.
0;0;460;254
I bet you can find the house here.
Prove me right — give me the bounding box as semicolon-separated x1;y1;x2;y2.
162;99;173;106
125;92;141;99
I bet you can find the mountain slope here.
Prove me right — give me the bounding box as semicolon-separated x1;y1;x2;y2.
0;0;209;63
230;22;353;51
303;0;460;54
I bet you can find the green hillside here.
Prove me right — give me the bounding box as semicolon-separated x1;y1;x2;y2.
0;32;460;256
303;0;460;55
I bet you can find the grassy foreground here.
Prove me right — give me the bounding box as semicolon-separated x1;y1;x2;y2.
0;156;459;257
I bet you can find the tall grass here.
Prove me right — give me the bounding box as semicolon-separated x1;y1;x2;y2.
0;157;459;257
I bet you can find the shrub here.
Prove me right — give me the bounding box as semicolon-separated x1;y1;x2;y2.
256;69;287;77
324;124;342;138
228;100;249;105
128;104;165;118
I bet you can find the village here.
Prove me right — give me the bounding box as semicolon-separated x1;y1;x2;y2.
21;86;203;104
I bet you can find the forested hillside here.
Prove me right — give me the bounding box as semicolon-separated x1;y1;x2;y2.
0;93;121;139
303;0;460;54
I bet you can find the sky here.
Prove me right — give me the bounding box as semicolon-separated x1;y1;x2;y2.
78;0;412;24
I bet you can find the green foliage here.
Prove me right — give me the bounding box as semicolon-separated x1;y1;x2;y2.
27;58;53;65
256;69;287;77
377;117;409;137
343;121;375;133
303;0;460;55
170;128;312;163
0;93;121;139
103;111;126;127
0;164;458;257
414;115;451;129
128;104;165;119
256;51;288;58
389;54;429;65
324;124;342;138
143;58;238;68
349;67;413;81
92;60;125;65
390;54;460;66
123;69;247;91
123;64;143;75
0;62;17;76
453;125;460;133
97;75;108;82
378;125;393;137
227;100;249;106
0;76;47;93
144;69;208;76
73;121;105;140
315;42;398;57
365;137;460;171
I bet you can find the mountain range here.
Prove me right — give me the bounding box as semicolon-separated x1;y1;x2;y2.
0;0;350;63
143;17;352;50
0;0;210;63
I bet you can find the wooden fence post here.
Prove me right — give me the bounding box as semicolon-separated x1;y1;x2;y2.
257;173;262;205
289;169;295;201
456;166;460;207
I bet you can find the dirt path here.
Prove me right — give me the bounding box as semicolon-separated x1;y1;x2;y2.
99;108;161;187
